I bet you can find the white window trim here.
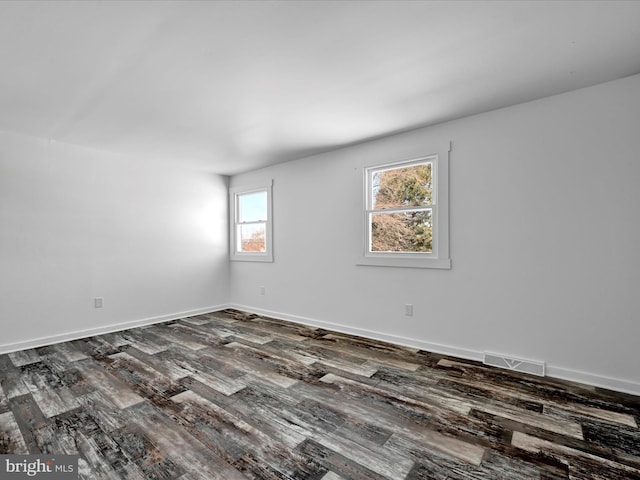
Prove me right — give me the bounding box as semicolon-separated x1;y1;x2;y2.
229;181;273;262
357;142;451;269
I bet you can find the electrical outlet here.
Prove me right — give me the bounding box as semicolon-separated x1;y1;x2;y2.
404;304;413;316
94;297;104;308
259;286;266;296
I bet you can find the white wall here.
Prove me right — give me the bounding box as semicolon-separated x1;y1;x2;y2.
229;73;640;395
3;74;638;394
0;132;229;351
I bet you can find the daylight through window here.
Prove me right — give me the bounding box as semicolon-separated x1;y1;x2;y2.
369;161;433;253
361;148;450;269
230;183;273;262
237;191;267;252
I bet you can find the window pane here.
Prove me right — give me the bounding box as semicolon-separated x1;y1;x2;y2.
238;191;267;222
372;163;432;210
237;223;266;252
370;209;432;253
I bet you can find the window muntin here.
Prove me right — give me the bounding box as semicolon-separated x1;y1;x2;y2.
230;183;273;262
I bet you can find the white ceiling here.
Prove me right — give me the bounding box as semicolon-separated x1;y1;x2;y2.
1;1;640;175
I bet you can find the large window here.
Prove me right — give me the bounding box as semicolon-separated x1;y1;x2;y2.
360;146;450;269
369;160;434;253
230;182;273;262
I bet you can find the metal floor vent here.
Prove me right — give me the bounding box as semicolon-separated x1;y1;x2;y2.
483;352;545;377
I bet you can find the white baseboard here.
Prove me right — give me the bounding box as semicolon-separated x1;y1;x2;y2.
546;365;640;398
3;303;639;397
231;304;483;362
0;304;230;355
231;304;640;397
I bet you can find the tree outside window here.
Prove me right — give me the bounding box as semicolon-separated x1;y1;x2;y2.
230;182;273;262
367;160;434;254
370;162;433;253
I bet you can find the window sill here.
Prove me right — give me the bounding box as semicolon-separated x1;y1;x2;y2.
230;254;273;263
357;255;451;269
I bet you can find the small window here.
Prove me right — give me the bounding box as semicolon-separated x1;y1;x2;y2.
230;182;273;262
360;146;450;269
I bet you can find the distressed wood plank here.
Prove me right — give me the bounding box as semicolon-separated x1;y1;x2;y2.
0;308;637;479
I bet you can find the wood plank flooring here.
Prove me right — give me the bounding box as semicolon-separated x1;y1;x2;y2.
1;309;639;479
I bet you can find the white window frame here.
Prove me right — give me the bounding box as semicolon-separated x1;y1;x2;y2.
230;181;273;262
358;143;451;269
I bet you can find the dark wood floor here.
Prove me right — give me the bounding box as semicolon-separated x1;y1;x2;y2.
0;309;639;479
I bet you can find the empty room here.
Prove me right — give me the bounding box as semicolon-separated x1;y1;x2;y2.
1;1;639;479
